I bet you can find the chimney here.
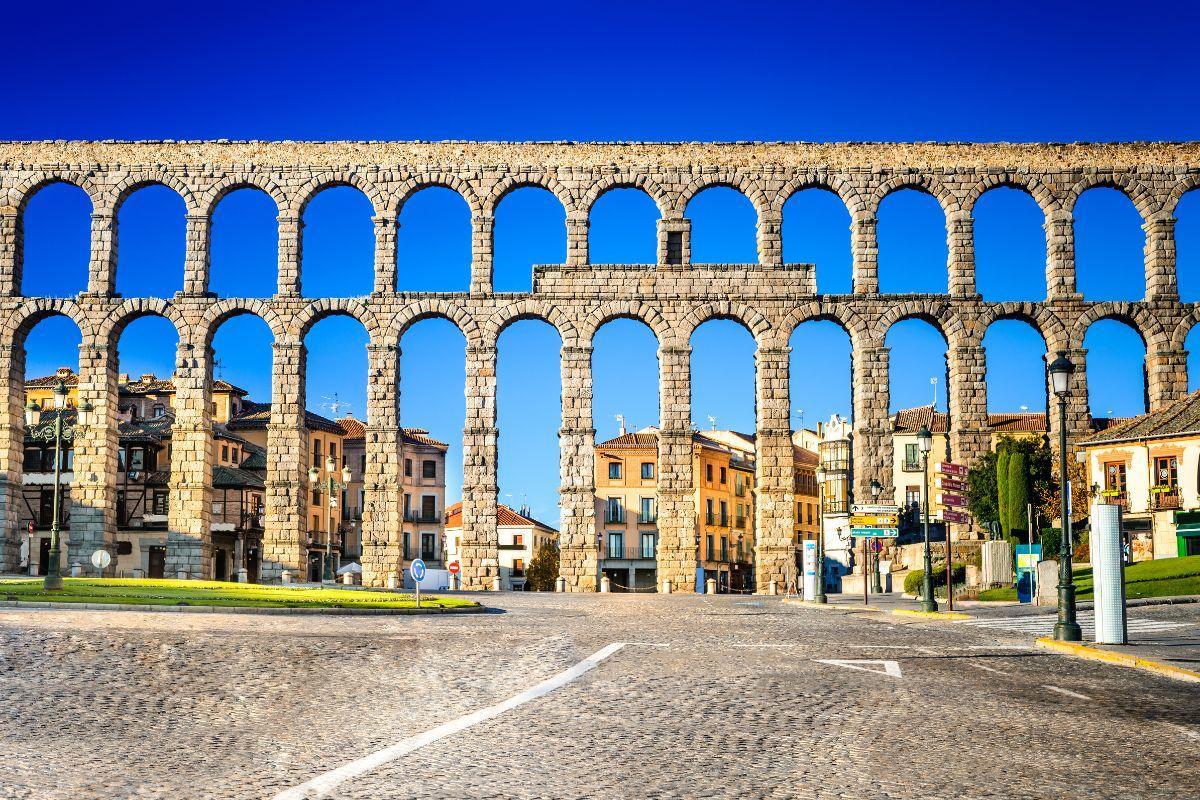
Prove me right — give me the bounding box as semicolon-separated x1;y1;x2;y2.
118;373;130;385
140;374;156;383
55;366;72;378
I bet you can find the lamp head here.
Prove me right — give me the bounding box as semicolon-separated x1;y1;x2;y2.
308;466;319;485
341;465;352;484
1048;350;1074;397
78;401;94;427
917;425;933;454
52;380;69;410
870;478;882;499
325;455;336;474
24;399;40;427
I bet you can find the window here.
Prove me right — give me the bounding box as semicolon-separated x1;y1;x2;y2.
1103;461;1128;504
313;451;321;468
153;491;168;516
211;402;217;415
609;462;622;480
1153;455;1180;509
705;534;714;560
128;448;145;472
422;460;436;479
513;533;524;547
404;458;413;477
640;531;657;559
152;403;165;418
38;488;54;527
904;443;920;469
312;489;321;505
212;500;225;516
403;493;411;517
117;490;128;526
641;461;654;480
719;466;727;485
314;439;323;455
607;532;624;559
402;531;411;559
705;463;713;482
806;503;813;525
720;536;728;561
221;445;229;461
421;532;436;560
706;498;714;525
905;485;921;508
23;448;45;472
605;497;624;524
421;495;437;520
512;558;525;577
330;442;337;459
639;497;656;523
719;500;728;527
312;514;320;532
360;454;366;472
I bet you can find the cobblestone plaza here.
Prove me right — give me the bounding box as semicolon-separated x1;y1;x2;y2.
0;595;1196;799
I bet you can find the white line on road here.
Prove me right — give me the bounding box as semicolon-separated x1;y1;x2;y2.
1042;684;1091;700
730;643;796;648
270;642;627;800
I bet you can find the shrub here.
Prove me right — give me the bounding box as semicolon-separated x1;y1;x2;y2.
904;562;967;595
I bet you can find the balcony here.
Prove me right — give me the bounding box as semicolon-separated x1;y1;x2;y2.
734;516;746;529
1100;491;1129;510
734;484;747;497
901;460;922;473
637;512;657;525
404;511;440;524
600;542;657;561
1153;491;1181;511
604;511;625;525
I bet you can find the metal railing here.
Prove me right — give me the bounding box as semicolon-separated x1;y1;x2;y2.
1153;492;1181;511
600;542;657;560
404;511;439;523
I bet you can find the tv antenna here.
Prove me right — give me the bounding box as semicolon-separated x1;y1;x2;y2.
793;408;805;429
615;414;627;435
320;393;352;417
707;415;717;430
930;376;939;408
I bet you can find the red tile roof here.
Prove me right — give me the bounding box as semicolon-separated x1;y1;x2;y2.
892;406;949;433
338;415;366;440
443;502;557;532
25;369;247;397
595;431;659;449
987;412;1048;433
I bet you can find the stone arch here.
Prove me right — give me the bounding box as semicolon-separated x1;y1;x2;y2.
1166;174;1200;217
870;173;955;216
482;172;574;218
1074;302;1166;350
4;299;90;351
775;172;867;216
198;299;286;351
876;300;965;346
486;300;580;348
106;172;198;216
676;171;769;219
389;174;483;218
291;298;381;344
976;302;1066;351
779;301;866;345
393;299;481;348
1171;306;1200;351
1065;175;1159;222
8;172;102;216
98;298;185;348
581;301;668;345
288;173;385;219
675;301;771;349
963;173;1058;218
582;175;671;219
200;174;288;218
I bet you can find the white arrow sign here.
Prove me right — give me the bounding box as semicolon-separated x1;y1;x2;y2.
814;659;903;678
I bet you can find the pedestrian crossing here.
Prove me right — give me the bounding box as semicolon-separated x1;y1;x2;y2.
962;612;1191;636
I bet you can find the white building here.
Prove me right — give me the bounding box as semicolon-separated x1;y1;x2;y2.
444;503;558;590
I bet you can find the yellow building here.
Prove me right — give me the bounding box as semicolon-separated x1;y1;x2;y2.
792;433;820;547
594;426;756;593
1081;390;1200;561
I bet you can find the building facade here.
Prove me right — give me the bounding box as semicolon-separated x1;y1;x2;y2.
1081;391;1200;561
445;502;557;590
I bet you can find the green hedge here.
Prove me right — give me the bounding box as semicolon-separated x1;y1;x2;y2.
904;562;967;595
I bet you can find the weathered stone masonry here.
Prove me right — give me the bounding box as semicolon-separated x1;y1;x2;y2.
1;141;1198;591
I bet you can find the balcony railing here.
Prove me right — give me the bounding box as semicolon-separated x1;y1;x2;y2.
1100;492;1129;509
404;511;440;523
600;542;657;560
1153;491;1181;511
902;460;922;472
734;484;747;497
823;500;849;515
734;516;746;529
637;512;658;524
604;511;625;524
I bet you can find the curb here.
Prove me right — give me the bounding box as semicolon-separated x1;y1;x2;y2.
1035;637;1200;684
0;599;486;616
892;609;972;621
780;599;879;613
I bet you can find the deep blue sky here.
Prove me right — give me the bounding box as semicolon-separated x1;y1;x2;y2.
14;1;1200;525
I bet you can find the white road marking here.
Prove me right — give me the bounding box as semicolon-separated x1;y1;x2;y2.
966;662;1010;675
731;643;796;649
621;641;671;647
963;612;1188;636
815;658;903;678
270;642;626;800
1042;684;1091;700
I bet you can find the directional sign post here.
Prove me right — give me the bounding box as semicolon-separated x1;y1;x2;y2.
411;558;426;608
933;462;969;612
448;560;461;590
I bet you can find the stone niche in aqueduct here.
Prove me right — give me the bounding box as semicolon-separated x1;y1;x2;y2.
1;140;1197;591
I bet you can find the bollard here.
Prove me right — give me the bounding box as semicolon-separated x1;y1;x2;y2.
600;576;611;593
769;580;779;596
281;570;292;585
555;576;566;593
236;569;248;584
342;571;354;586
69;563;82;578
132;568;145;579
491;576;502;592
176;570;189;581
661;579;672;594
386;573;398;590
705;577;716;595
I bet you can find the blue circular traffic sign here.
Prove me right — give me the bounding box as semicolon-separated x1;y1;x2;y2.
411;559;427;582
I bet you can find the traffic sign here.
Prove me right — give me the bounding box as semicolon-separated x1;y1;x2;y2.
851;504;901;515
850;527;899;538
937;492;966;508
410;558;427;582
90;549;111;571
935;476;966;493
850;513;899;527
447;560;461;576
936;462;968;477
940;509;970;524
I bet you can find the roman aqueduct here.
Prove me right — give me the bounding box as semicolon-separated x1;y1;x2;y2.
1;140;1197;591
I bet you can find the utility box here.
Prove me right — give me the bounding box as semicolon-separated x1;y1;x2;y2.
1089;502;1128;645
981;540;1014;588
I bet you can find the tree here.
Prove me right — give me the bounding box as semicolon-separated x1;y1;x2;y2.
966;448;1000;532
965;435;1055;540
1007;451;1030;543
525;541;560;591
996;449;1012;536
1039;456;1093;527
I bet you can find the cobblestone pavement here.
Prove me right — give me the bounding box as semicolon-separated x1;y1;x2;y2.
0;595;1197;800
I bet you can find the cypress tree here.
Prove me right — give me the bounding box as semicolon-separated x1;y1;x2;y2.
996;448;1012;537
1008;451;1029;543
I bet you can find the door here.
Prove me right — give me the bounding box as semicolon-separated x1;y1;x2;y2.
37;538;50;576
247;547;261;584
214;550;228;582
148;546;166;579
1186;537;1200;557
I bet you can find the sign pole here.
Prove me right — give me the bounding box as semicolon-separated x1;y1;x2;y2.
863;538;869;606
945;532;953;612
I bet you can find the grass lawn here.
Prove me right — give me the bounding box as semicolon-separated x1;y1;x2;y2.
977;555;1200;602
0;578;482;611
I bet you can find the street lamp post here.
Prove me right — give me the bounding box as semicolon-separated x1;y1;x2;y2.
814;464;827;604
694;531;703;594
917;425;938;613
25;381;93;591
309;456;353;583
869;479;883;594
1048;351;1083;642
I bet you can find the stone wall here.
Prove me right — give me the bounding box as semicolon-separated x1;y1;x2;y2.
0;140;1196;589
